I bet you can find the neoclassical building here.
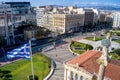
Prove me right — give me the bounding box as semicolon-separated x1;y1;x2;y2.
64;50;120;80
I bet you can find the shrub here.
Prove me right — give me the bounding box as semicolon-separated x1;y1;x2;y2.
112;48;120;56
28;75;39;80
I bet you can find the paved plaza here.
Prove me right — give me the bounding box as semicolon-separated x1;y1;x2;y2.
42;44;77;80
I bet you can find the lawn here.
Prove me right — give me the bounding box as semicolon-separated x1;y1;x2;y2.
110;53;120;60
85;37;103;41
105;30;120;36
0;53;51;80
70;41;93;54
115;39;120;44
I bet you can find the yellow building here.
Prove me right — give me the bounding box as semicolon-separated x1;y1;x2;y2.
53;14;84;34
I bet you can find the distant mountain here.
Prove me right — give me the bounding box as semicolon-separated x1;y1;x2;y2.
39;4;120;11
78;4;120;11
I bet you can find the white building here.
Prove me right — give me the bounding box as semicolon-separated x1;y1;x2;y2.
112;12;120;28
0;3;11;45
35;7;45;27
43;14;53;31
64;50;120;80
0;2;35;45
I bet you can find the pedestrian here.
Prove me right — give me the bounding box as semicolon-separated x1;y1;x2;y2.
73;53;74;55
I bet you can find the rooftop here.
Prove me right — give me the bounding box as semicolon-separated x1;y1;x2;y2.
67;50;120;80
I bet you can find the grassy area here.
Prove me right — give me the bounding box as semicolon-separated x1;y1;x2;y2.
110;53;120;60
85;37;103;41
115;39;120;44
70;41;93;54
105;30;120;36
0;53;51;80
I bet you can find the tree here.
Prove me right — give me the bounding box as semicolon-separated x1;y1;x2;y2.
28;75;39;80
17;21;37;34
85;44;93;50
17;24;32;34
112;48;120;56
45;29;51;36
35;28;51;39
0;36;6;47
35;29;46;39
0;69;3;78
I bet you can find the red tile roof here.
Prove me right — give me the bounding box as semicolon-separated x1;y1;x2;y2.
67;50;120;80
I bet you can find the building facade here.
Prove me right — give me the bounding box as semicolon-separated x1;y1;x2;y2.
112;12;120;28
5;2;31;15
35;6;45;27
43;14;53;31
0;2;35;45
53;13;84;34
64;50;120;80
83;8;99;27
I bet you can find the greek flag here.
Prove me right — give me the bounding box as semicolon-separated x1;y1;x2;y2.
7;43;31;60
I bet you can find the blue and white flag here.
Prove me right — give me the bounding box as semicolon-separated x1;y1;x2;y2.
7;43;31;60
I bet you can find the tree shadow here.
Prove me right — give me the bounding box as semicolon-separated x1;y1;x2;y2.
0;70;12;80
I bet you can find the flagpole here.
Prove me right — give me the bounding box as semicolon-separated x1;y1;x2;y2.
29;40;35;80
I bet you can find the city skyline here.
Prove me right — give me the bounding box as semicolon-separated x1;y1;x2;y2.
1;0;120;7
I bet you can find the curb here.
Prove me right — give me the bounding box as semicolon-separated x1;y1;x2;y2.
68;43;79;56
43;59;55;80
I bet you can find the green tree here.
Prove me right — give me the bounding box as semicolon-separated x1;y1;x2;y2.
17;21;37;34
0;69;3;78
35;29;46;39
0;36;6;47
28;75;39;80
35;28;51;39
85;44;93;50
112;48;120;56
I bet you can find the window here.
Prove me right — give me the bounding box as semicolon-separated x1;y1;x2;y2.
71;71;74;80
80;76;84;80
75;74;78;80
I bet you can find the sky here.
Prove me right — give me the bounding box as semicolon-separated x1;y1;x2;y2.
0;0;120;7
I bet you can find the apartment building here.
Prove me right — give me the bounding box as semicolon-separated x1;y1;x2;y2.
43;14;53;31
0;2;35;45
112;12;120;28
53;13;84;34
83;8;99;27
35;6;45;27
